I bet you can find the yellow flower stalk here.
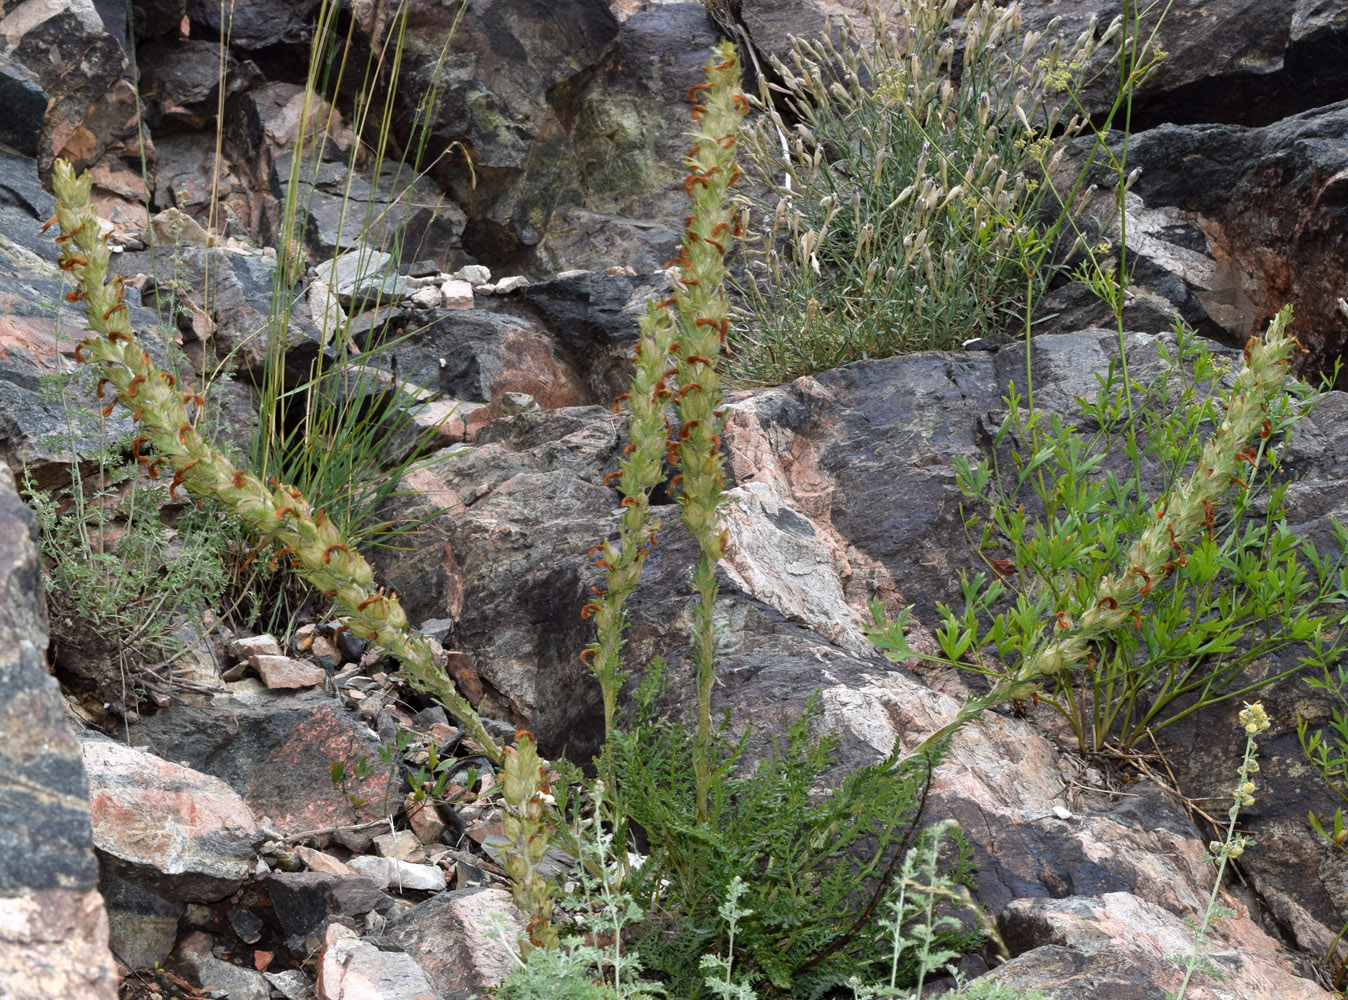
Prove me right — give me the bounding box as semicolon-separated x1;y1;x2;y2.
584;42;748;821
1008;306;1299;696
48;160;503;763
499;730;560;954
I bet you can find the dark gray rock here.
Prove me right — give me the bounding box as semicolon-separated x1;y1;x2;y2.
3;0;133;171
137;39;249;128
186;0;319;50
0;150;59;263
1053;101;1348;385
263;871;391;942
371;309;592;407
0;55;47;158
1020;0;1348;128
100;869;183;970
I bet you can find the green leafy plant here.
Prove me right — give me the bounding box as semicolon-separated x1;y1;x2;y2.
928;322;1346;752
24;458;234;713
728;0;1095;386
869;308;1336;759
609;688;960;996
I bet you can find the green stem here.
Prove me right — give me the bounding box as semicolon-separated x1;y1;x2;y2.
49;160;503;765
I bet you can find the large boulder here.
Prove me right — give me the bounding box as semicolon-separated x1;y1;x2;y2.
1045;100;1348;385
1018;0;1348;127
0;466;118;1000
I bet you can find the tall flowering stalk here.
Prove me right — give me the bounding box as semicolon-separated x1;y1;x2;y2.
1006;307;1299;696
499;730;561;955
877;308;1302;750
584;301;679;742
584;42;747;822
47;160;503;763
671;43;746;821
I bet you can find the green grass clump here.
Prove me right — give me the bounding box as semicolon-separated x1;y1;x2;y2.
728;0;1093;386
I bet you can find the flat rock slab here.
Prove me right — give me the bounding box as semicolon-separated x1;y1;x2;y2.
128;690;393;851
346;856;446;893
82;734;261;902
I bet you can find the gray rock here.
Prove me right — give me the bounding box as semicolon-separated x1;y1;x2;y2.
316;923;442;1000
0;465;118;998
346;856;446;893
2;0;131;171
180;952;272;1000
263;871;392;943
128;691;395;851
1059;102;1348;386
0;55;47;158
82;733;262;901
385;887;525;1000
185;0;318;50
100;870;183;970
1019;0;1348;128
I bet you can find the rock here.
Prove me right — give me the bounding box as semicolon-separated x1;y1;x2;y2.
82;733;262;901
99;870;183;970
389;0;619;263
370;309;591;407
0;54;47;158
452;265;491;285
279;156;466;265
136;38;247;129
255;655;328;689
180;950;272;1000
532;3;721;272
263;871;391;944
490;275;529;295
0;271;166;489
518;268;673;400
385;887;526;1000
231;633;284;662
991;892;1330;1000
127;691;395;850
147;207;213;248
316;923;442;1000
439;279;473;310
266;968;319;1000
346;856;446;893
0;0;133;171
372;405;625;729
534;206;681;275
186;0;319;51
1021;0;1348;128
719;480;872;655
0;465;118;999
373;830;427;864
295;846;357;877
315;246;396;302
1059;102;1348;386
410;284;441;309
0;149;58;263
109;244;316;378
